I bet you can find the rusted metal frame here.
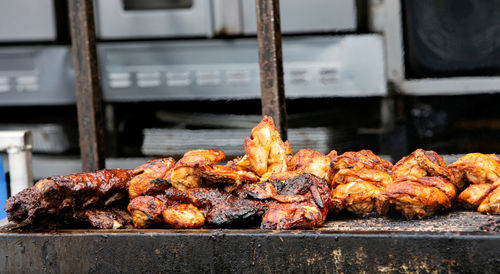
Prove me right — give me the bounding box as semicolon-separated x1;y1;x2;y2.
68;0;105;171
255;0;288;140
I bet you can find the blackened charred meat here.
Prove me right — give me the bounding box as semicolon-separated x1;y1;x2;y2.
164;187;264;226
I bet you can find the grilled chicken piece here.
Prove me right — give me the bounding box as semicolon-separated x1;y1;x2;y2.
164;187;264;226
128;193;206;229
240;116;290;178
163;203;205;228
170;149;258;191
448;153;500;215
5;169;133;223
170;149;225;191
239;173;331;229
200;165;259;192
74;208;133;229
392;149;451;180
261;201;325;230
331;181;382;215
330;150;393;216
478;184;500;214
377;176;454;219
378;149;456;219
456;184;495;209
128;195;168;228
129;158;175;199
449;153;500;191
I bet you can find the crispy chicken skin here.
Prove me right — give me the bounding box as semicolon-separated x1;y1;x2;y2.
378;149;455;219
392;149;451;180
330;150;393;216
449;153;500;191
129;158;175;199
242;115;289;177
333;150;392;174
5;169;133;223
163;203;205;228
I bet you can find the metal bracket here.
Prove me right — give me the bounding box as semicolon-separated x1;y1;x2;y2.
0;131;33;195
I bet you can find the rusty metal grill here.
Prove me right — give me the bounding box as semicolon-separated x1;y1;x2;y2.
1;211;500;273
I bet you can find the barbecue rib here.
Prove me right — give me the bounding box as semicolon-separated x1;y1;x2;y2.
5;169;134;223
450;153;500;215
378;149;456;219
330;150;393;216
129;158;175;199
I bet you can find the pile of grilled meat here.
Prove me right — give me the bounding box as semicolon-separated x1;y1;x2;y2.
4;116;500;230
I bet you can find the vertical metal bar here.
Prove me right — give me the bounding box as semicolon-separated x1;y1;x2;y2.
68;0;105;171
255;0;288;140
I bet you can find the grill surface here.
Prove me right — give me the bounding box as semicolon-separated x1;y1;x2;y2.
322;210;500;233
1;211;499;273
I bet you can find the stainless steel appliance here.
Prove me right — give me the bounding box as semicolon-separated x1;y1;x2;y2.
94;0;358;39
98;35;386;101
240;0;357;34
94;0;214;39
0;0;56;42
0;47;75;106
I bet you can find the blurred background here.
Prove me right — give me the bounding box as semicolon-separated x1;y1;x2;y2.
1;0;500;183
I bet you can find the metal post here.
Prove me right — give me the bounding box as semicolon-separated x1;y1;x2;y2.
68;0;105;171
0;131;33;195
255;0;288;140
